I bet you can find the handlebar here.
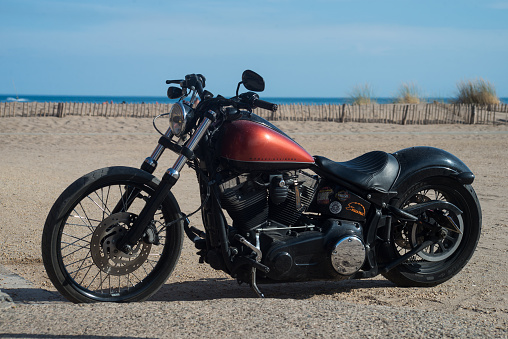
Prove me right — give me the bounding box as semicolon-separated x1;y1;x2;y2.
166;79;183;85
166;74;206;99
252;98;278;112
166;75;278;113
237;92;278;112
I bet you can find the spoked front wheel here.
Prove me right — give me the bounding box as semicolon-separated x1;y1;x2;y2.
42;167;184;303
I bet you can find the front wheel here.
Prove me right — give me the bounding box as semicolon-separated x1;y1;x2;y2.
42;167;184;303
382;177;481;287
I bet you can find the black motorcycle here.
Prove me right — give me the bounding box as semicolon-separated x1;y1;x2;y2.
42;70;481;302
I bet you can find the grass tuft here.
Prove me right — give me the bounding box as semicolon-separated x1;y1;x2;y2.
349;83;376;105
394;82;424;104
453;78;500;105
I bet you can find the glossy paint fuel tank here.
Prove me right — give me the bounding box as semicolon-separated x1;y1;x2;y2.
220;120;315;171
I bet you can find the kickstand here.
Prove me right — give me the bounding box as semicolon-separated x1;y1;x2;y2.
250;267;264;298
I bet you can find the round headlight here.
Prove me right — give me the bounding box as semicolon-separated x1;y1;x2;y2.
169;102;190;136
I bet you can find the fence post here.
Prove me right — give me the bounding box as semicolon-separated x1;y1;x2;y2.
56;103;62;118
470;105;475;124
402;105;409;125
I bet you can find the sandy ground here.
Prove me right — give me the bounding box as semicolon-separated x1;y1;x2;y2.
0;116;507;338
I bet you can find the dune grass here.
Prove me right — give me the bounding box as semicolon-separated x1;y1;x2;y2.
453;78;500;105
349;83;376;105
394;82;424;104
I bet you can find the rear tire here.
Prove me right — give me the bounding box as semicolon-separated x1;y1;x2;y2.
42;166;184;303
382;177;481;287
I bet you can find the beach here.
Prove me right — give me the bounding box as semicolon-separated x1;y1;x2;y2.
0;116;507;337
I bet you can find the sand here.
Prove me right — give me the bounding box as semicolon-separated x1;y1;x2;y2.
0;116;507;337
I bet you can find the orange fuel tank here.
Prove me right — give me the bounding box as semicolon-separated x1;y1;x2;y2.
220;120;315;171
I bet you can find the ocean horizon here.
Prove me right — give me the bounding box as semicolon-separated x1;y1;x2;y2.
2;94;508;105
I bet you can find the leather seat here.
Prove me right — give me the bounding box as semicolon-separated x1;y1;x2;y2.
314;151;400;193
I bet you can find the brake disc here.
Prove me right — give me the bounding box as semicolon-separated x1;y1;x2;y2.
90;212;151;276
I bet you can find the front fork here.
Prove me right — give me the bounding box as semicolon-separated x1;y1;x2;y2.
115;112;216;253
110;127;172;215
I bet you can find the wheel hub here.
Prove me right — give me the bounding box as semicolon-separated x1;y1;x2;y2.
411;213;464;262
90;212;151;276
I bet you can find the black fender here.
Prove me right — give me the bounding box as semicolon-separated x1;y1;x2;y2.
390;146;474;192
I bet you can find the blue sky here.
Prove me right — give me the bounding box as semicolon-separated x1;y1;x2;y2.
1;0;507;98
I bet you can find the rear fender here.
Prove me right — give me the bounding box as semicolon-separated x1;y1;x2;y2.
390;146;474;192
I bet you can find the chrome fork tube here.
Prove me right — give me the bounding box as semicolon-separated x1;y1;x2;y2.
142;128;174;173
170;112;214;174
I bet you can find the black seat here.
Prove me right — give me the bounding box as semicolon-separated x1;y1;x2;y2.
314;151;399;193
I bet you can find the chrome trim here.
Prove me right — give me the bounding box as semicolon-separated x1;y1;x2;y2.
165;168;180;180
172;155;188;173
330;236;366;276
185;111;215;151
256;225;315;232
169;102;190;136
167;111;216;178
236;235;262;262
150;129;173;161
144;157;157;168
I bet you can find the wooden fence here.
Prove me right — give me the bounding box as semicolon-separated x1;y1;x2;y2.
1;101;507;125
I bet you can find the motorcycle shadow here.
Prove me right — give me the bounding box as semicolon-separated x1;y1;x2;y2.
151;278;395;301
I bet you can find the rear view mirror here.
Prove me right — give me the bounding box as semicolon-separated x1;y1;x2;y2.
167;86;183;99
242;70;265;92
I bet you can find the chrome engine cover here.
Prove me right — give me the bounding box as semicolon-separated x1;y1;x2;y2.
330;236;366;275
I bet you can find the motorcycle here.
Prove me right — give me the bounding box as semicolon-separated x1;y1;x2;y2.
42;70;481;303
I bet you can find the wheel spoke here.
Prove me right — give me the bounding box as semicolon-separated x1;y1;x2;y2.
129;270;143;284
87;194;108;215
61;231;93;249
65;253;93;268
76;203;98;232
44;174;180;302
69;262;94;279
70;206;94;233
438;241;447;252
85;270;101;290
61;244;90;259
78;263;94;285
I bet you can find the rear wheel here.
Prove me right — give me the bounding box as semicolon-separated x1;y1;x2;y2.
382;177;481;287
42;167;184;303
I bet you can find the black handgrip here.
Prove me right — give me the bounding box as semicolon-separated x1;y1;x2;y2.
166;79;183;85
253;99;278;111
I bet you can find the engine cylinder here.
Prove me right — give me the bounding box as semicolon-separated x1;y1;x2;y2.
221;177;268;230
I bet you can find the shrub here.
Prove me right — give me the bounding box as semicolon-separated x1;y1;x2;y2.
349;83;376;105
394;82;424;104
453;78;500;105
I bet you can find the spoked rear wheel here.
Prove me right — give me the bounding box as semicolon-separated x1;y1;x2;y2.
382;177;481;287
42;167;184;303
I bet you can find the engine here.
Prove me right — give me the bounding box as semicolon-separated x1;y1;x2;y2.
220;170;318;231
220;171;367;281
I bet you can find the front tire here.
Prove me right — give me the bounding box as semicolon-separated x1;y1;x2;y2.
382;177;481;287
42;167;184;303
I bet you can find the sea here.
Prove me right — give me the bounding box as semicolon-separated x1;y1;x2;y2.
1;94;507;105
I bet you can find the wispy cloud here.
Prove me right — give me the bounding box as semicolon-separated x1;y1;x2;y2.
488;1;508;9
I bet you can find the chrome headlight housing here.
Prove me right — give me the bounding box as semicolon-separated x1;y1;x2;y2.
169;102;191;136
